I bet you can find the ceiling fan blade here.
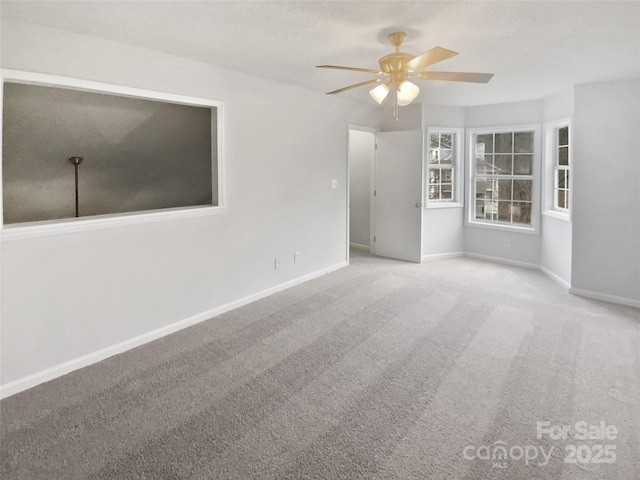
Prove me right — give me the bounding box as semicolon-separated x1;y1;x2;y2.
326;78;386;95
413;71;494;83
317;65;386;75
406;47;459;71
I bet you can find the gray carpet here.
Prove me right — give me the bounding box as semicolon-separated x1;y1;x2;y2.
1;250;639;479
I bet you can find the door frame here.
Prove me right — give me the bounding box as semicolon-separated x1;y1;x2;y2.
346;124;378;263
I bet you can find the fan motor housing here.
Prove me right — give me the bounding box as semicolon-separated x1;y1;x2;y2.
379;52;416;86
379;52;415;73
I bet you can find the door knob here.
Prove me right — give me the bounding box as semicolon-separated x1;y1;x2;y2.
415;203;421;208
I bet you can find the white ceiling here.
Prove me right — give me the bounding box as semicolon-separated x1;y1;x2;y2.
1;1;639;106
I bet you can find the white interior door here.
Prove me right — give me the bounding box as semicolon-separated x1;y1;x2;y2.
373;130;423;263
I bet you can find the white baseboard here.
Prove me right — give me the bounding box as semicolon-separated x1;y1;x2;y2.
569;288;640;309
540;266;571;289
0;261;348;400
349;243;370;251
422;252;464;262
464;252;540;270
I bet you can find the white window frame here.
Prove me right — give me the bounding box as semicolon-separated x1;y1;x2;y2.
0;69;226;241
425;127;464;209
543;118;572;222
465;124;541;234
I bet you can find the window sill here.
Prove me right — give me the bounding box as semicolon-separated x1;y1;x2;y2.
425;202;463;210
465;219;539;235
542;210;571;223
1;205;227;242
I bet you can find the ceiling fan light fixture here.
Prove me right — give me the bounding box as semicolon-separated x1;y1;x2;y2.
397;80;420;106
369;83;390;104
317;32;493;117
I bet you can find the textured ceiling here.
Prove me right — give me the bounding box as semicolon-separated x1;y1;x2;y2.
1;1;639;106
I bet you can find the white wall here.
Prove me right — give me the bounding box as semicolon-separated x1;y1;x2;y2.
571;79;640;306
465;99;544;128
422;207;465;258
0;20;380;394
348;129;374;247
540;216;572;285
422;105;465;258
540;88;574;286
464;99;543;267
543;87;574;123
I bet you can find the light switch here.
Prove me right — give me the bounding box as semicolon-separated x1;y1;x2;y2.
331;179;338;189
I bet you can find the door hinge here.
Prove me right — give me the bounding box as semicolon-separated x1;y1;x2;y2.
374;190;377;196
375;143;378;150
374;236;376;242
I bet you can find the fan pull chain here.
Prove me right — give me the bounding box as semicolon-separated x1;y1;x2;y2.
393;87;398;121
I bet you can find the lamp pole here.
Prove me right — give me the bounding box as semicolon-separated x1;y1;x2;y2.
68;156;84;217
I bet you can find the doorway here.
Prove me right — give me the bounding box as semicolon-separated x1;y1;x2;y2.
347;126;423;264
347;126;376;259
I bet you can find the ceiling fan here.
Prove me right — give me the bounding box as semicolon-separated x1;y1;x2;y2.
317;32;493;117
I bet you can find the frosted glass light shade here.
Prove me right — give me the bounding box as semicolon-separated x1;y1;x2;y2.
397;81;420;106
369;84;390;104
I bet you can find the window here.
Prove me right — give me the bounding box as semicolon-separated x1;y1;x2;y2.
1;69;225;238
543;119;571;220
425;127;463;208
467;125;541;232
554;126;570;210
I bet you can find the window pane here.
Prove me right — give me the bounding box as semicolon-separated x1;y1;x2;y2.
512;202;532;224
440;149;452;164
558;126;568;146
513;180;532;201
429;185;440;200
440;134;452;149
441;184;453;199
475;200;487;219
475;154;492;174
495;133;513;153
565;192;569;209
429;169;440;184
558;146;569;165
497;201;512;222
557;170;566;188
441;169;453;183
497;179;512;200
557;190;567;208
430;149;439;164
475;179;494;200
430;134;440;149
514;154;532;175
476;134;493;153
475;199;496;220
514;131;534;153
494;155;513;175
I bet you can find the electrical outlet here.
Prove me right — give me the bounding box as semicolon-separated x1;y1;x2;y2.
294;251;300;263
331;179;338;189
274;258;281;270
504;239;511;248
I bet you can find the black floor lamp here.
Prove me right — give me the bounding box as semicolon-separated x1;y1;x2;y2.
68;156;83;217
